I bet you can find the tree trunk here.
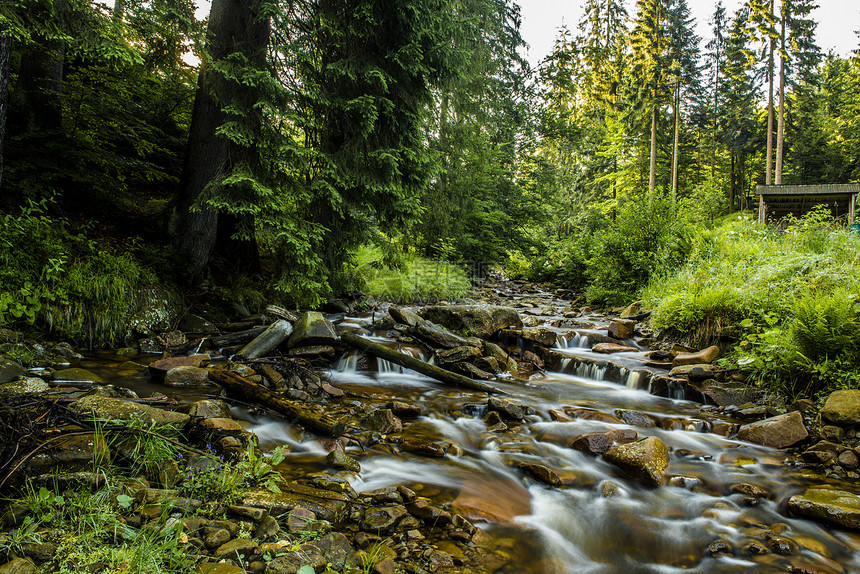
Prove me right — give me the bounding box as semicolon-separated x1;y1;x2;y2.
649;106;657;195
0;35;11;189
15;41;65;133
670;82;680;200
765;32;774;185
729;152;735;213
775;13;786;185
177;0;269;279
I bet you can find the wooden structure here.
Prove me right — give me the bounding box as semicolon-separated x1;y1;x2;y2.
756;184;859;224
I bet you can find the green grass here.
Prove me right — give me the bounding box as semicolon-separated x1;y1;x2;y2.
350;244;471;304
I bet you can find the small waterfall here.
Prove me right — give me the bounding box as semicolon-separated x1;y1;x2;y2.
555;334;568;349
574;362;606;381
559;357;572;373
377;358;403;374
668;380;686;400
336;353;358;373
626;370;641;389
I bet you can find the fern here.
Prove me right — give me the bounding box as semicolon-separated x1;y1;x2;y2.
790;289;858;362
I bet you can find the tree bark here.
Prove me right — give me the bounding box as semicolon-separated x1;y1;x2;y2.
648;106;658;195
670;82;680;200
209;367;346;436
775;12;786;185
341;332;504;394
177;0;269;279
765;9;774;185
0;35;11;189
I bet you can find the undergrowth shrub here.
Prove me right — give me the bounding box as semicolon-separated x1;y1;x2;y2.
0;198;170;347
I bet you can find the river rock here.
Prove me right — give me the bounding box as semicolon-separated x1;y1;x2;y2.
164;366;210;387
788;488;860;530
407;499;452;524
0;359;25;384
603;436;669;487
451;478;531;524
516;461;561;486
570;433;612;455
488;396;525;421
287;312;336;348
200;417;244;433
188;399;232;419
420;305;521;339
592;342;637;354
820;390;860;426
414;319;470;348
436;346;482;365
401;440;445;457
240;487;350;527
325;451;360;472
689;379;757;407
454;362;495;380
615;409;655;427
362;408;402;433
361;505;407;532
474;356;501;373
389;307;422;327
607;319;636;340
148;355;210;380
672;346;720;367
69;395;190;426
214;539;259;561
668;363;719;378
51;368;105;384
736;411;807;448
0;376;49;395
196;563;245;574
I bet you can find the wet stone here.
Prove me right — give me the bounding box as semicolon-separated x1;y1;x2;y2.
400;440;445;458
607;319;636;340
360;506;407;532
742;540;770;555
204;528;231;549
325;451;361;472
214;539;259;561
188;399;232;419
407;499;451;525
516;461;561;486
603;436;669;487
788;488;860;530
821;425;845;442
361;408;402;434
838;450;859;469
488;396;525;421
286;508;316;533
768;536;800;555
706;539;734;556
591;342;638;354
731;483;770;499
615;409;655;427
569;433;611;455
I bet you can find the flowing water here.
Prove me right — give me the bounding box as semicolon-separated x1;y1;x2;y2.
76;284;860;573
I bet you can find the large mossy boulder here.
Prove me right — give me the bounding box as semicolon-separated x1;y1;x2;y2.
603;436;669;487
420;305;521;339
414;320;471;349
736;411;808;448
0;359;25;384
287;312;336;348
788;488;860;530
820;390;860;426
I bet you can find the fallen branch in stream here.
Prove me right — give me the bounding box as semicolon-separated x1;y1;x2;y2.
340;332;505;395
208;368;346;437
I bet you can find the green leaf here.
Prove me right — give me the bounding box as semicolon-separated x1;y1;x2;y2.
296;566;315;574
116;494;134;509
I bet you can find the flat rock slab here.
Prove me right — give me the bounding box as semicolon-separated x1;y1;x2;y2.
420;305;521;339
672;345;720;367
736;411;808;448
52;368;105;384
240;486;350;527
69;395;190;426
820;390;860;426
148;355;210;379
452;478;531;525
788;488;860;530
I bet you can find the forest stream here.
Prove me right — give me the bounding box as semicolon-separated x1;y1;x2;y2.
66;280;860;574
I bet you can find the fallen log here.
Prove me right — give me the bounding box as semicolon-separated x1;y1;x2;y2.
210;326;268;348
341;332;504;395
235;320;293;360
208;368;345;437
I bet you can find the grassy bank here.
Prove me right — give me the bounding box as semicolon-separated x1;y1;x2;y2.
644;208;860;398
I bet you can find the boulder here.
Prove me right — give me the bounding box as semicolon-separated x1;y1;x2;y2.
488;396;525;421
69;395;190;426
519;327;558;347
164;366;210;387
0;376;49;395
360;505;407;532
0;359;25;384
237;320;294;359
420;305;521;339
389;307;422;327
736;411;808;448
287;312;337;348
0;559;38;574
569;433;612;455
820;390;860;426
413;319;470;349
592;343;638;354
603;436;669;487
325;451;360;472
148;355;210;380
401;441;445;458
607;319;636;340
188;399;232;419
672;346;720;367
788;488;860;530
668;363;719;378
515;462;561;486
453;362;495;380
361;409;402;434
178;313;218;333
615;409;655;427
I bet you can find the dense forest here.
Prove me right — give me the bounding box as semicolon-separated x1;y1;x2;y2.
1;0;860;391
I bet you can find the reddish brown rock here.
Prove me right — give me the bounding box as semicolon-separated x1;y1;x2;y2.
592;343;638;354
148;355;211;380
736;411;808;449
672;345;720;367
